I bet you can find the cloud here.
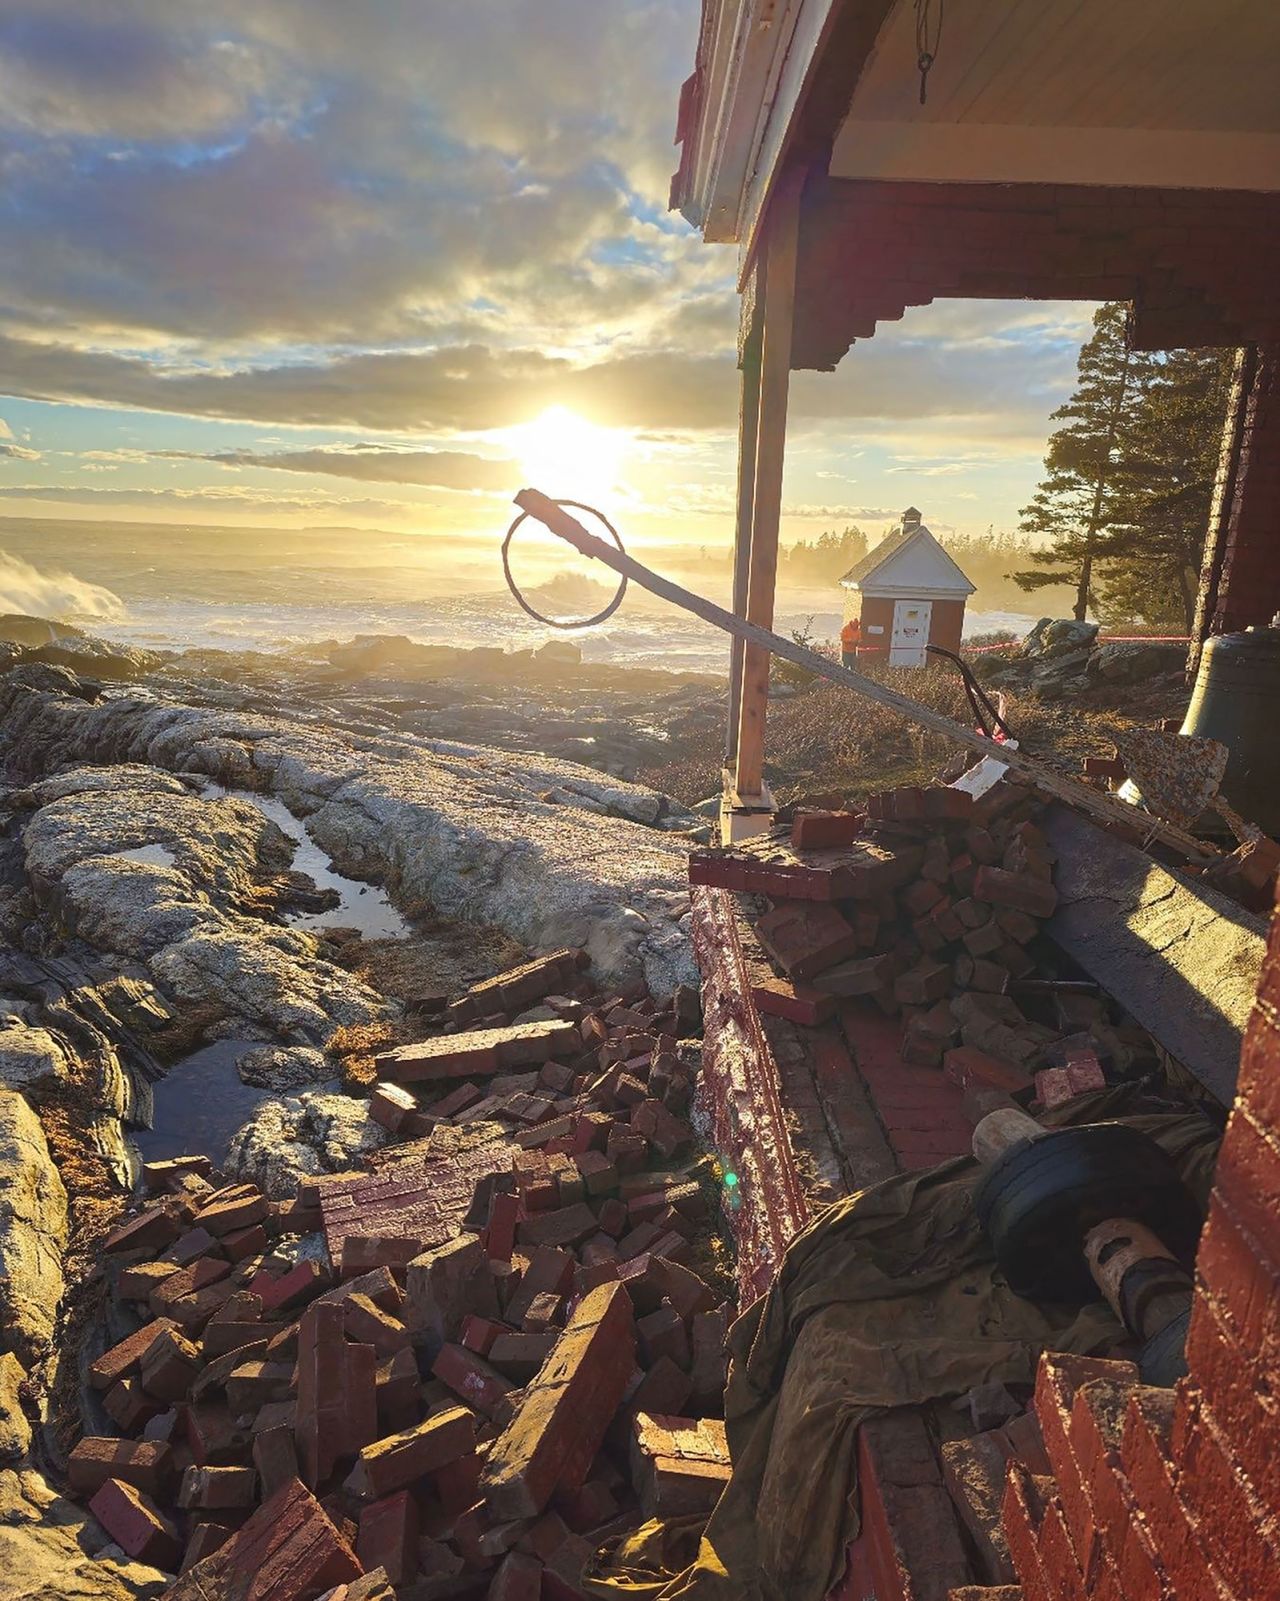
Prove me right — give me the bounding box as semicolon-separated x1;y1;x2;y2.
0;441;41;460
0;312;1078;442
156;444;519;492
0;2;705;345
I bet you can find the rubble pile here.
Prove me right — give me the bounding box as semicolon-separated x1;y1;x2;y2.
690;779;1160;1108
66;949;735;1598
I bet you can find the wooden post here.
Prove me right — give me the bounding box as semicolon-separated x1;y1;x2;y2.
724;291;764;768
732;171;800;807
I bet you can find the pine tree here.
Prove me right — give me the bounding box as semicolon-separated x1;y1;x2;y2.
1014;303;1148;621
1096;347;1234;631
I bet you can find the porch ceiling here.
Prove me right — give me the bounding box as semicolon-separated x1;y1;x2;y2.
831;0;1280;191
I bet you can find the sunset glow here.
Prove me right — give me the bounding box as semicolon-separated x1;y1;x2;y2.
507;407;629;510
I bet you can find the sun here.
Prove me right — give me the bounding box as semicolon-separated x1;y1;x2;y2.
508;406;626;508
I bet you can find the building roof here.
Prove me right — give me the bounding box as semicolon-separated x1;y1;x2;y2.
839;515;976;598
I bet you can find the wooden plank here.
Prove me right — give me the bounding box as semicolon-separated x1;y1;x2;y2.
724;292;764;766
1043;804;1263;1105
510;488;1221;866
733;171;800;801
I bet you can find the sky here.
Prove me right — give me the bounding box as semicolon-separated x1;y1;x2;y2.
0;0;1097;561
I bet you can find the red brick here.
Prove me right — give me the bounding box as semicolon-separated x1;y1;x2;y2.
481;1281;636;1520
178;1463;258;1510
517;1201;598;1251
973;865;1057;919
431;1448;482;1516
195;1183;268;1238
184;1403;251;1468
88;1478;180;1570
294;1301;378;1488
252;1424;300;1499
180;1520;236;1572
374;1018;578;1081
490;1550;543;1599
1177;1399;1280;1600
405;1232;497;1359
356;1489;419;1585
68;1438;175;1499
139;1325;203;1401
369;1081;418;1132
221;1223;268;1263
346;1405;475;1499
168;1476;360;1600
943;1046;1033;1096
432;1342;514;1416
485;1190;522;1262
630;1413;730;1518
790;810;864;850
1035;1061;1106;1109
103;1204;182;1256
1212;1104;1280;1263
103;1377;164;1433
755;900;859;981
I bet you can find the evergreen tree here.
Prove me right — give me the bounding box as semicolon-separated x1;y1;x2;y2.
1096;347;1234;631
1014;303;1147;621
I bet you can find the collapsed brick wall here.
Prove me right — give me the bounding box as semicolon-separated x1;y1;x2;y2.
1002;886;1280;1600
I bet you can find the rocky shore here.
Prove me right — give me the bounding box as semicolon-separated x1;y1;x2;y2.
0;623;711;1598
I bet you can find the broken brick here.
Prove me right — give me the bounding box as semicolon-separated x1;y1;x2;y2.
481;1281;635;1520
345;1405;476;1500
68;1438;175;1500
169;1476;360;1600
630;1413;730;1518
88;1478;181;1571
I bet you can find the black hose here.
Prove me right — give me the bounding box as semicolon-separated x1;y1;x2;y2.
926;643;1017;743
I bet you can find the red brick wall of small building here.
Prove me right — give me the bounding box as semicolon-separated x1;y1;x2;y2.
1002;886;1280;1600
852;595;966;659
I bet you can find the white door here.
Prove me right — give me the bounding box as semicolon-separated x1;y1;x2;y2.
889;600;931;667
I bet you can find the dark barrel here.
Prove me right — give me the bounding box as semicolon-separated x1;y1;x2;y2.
1181;620;1280;836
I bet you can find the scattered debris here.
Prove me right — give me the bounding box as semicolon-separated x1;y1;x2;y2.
63;952;733;1596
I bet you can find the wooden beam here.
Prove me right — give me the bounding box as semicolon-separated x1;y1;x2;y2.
724;284;764;766
733;172;801;801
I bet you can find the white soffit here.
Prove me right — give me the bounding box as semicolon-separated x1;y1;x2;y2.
830;0;1280;191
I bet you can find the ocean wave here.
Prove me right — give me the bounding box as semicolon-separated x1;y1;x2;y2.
0;549;124;621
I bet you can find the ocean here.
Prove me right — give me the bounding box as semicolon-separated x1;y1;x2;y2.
0;518;1038;675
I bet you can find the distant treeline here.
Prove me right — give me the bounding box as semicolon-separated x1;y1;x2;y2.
776;524;1076;614
673;524;1078;616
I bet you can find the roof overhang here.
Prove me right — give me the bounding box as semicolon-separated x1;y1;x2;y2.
671;0;893;275
844;581;976;600
673;0;1280;285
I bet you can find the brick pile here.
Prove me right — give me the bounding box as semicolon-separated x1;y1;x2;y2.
71;950;736;1598
691;781;1061;1038
688;781;1141;1115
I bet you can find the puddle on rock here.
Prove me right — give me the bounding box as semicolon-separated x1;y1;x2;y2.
117;843;178;870
203;783;412;940
132;1039;273;1167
